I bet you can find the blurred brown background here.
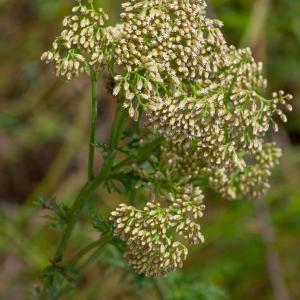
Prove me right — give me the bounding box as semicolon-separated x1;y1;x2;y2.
0;0;299;299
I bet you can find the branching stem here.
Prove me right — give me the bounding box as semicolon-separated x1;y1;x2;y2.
41;94;164;298
53;105;127;265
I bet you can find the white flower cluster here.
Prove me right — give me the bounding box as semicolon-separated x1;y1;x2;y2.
155;141;282;201
116;0;227;79
146;49;292;171
112;0;292;173
109;134;284;276
206;143;283;200
41;0;119;80
110;202;188;277
171;186;205;245
112;0;228;118
110;184;205;277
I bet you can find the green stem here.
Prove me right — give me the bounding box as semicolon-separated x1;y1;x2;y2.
44;105;165;298
53;158;113;264
78;235;113;272
52;105;127;264
88;73;98;180
109;104;128;150
65;238;104;267
57;137;164;266
53;181;92;264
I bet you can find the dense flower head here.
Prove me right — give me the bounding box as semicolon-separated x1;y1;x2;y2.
41;0;121;80
110;202;188;277
113;0;229;117
205;142;282;200
145;47;292;171
110;184;205;277
116;0;227;79
109;140;209;277
112;0;292;174
109;137;281;277
154;141;282;201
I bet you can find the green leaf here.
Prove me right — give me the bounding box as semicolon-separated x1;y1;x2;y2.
91;212;113;235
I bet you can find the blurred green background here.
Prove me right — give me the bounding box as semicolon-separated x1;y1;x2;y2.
0;0;299;299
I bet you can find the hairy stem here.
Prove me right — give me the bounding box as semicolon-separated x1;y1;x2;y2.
43;103;165;298
88;73;98;180
109;104;128;151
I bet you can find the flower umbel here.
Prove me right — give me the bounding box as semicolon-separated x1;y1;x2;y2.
41;0;120;80
110;184;205;277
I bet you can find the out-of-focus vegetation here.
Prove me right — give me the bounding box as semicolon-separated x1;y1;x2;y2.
0;0;299;299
